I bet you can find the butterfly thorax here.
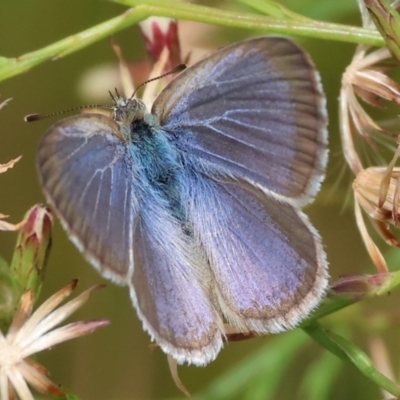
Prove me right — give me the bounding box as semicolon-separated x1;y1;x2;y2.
113;97;185;220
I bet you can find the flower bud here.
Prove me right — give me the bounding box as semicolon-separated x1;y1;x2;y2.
10;205;53;301
331;273;394;300
140;17;181;70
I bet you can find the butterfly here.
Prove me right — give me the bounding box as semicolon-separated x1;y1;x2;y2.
35;37;328;365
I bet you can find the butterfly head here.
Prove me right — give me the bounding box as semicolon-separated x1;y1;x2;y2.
110;90;148;139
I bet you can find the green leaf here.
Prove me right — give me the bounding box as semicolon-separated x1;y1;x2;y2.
0;253;8;269
0;56;10;67
0;258;22;332
195;330;309;400
299;351;342;400
0;8;149;83
304;323;400;397
236;0;312;20
112;0;384;45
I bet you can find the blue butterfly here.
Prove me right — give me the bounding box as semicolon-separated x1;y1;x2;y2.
36;37;328;365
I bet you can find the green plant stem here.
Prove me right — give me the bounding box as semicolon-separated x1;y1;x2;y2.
375;269;400;294
304;323;400;397
236;0;313;20
194;330;309;400
302;270;400;326
0;1;385;83
112;0;384;46
299;351;342;400
301;297;353;326
0;7;149;82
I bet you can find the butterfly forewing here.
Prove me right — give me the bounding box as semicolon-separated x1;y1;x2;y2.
36;114;138;283
153;37;327;205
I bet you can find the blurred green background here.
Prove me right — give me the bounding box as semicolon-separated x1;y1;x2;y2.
1;1;400;399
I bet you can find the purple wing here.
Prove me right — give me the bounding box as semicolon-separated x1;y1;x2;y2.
36;114;137;283
185;169;328;333
153;37;327;205
38;114;224;365
130;193;223;365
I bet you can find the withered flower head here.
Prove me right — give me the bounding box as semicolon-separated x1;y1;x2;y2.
340;0;400;174
0;97;24;232
339;1;400;273
0;281;108;400
0;157;25;231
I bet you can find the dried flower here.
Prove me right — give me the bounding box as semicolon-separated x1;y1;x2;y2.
0;157;20;175
0;157;24;232
340;0;400;175
78;18;182;116
0;98;24;232
352;167;393;272
0;98;11;112
110;35;179;110
0;280;108;400
0;205;53;333
353;167;400;226
353;163;400;270
338;1;400;272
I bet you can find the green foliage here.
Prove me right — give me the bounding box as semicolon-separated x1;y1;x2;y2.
2;0;400;399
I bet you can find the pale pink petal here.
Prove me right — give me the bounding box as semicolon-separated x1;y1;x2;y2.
19;361;64;397
13;281;78;345
140;17;181;70
0;156;21;174
0;280;108;399
0;371;10;400
7;291;34;343
358;0;372;28
339;86;363;174
19;284;104;348
111;39;135;99
357;47;391;70
356;70;400;102
142;47;170;109
167;355;191;397
0;219;25;231
0;98;12;111
7;367;35;400
22;320;109;357
0;155;24;231
24;357;49;377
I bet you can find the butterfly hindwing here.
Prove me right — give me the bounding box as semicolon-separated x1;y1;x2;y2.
130;191;224;365
183;166;328;333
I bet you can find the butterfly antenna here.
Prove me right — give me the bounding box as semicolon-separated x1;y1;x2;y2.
25;104;113;122
130;64;186;100
25;65;186;122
